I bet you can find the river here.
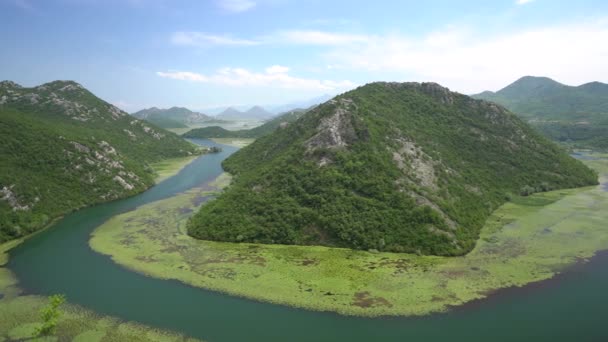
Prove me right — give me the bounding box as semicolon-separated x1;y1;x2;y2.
7;139;608;341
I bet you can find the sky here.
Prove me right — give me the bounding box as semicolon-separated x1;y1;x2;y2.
1;0;608;112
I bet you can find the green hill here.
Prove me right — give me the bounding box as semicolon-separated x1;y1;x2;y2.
132;106;211;128
182;109;306;139
187;82;597;256
472;76;608;149
0;80;199;243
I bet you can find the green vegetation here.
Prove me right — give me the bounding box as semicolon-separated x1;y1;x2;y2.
183;109;305;139
141;115;188;129
472;76;608;149
0;80;199;244
90;154;608;316
36;294;66;336
187;82;597;256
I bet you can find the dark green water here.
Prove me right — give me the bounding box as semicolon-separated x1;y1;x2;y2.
8;139;608;342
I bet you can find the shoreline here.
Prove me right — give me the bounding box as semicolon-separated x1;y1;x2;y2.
450;249;608;315
0;152;204;261
89;162;608;317
0;153;207;340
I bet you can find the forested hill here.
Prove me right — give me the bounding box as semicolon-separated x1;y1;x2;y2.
132;106;211;129
472;76;608;149
182;109;306;139
0;80;199;243
188;82;597;256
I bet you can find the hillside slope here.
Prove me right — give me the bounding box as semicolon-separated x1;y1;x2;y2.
188;82;597;256
182;109;306;139
0;80;199;243
472;76;608;149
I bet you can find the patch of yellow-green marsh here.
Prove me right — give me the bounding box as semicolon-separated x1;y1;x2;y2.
210;138;254;148
0;294;200;341
90;157;608;317
1;238;23;267
150;156;199;184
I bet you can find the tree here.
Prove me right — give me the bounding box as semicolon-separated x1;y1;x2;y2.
36;294;66;336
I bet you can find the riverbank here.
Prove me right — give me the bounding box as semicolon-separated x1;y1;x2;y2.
209;138;255;148
151;155;199;184
0;152;208;341
0;240;203;341
89;154;608;317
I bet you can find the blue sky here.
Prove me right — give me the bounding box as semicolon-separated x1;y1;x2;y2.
1;0;608;112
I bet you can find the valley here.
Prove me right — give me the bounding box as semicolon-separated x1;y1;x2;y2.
2;80;608;342
3;2;608;341
2;139;608;341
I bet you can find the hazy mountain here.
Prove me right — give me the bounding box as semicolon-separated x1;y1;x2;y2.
216;106;273;120
245;106;274;119
132;106;211;128
268;94;334;114
187;82;596;256
0;80;198;243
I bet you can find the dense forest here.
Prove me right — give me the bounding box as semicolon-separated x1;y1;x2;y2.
473;76;608;150
0;80;199;243
188;82;597;256
182;109;306;139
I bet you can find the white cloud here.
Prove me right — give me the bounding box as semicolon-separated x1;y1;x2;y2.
156;71;208;82
265;65;290;74
315;20;608;93
271;30;371;46
171;32;259;47
217;0;256;12
156;67;355;91
516;0;535;5
170;30;370;47
168;19;608;93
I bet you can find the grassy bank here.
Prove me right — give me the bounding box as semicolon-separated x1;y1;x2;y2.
150;156;199;184
209;138;255;148
89;155;608;317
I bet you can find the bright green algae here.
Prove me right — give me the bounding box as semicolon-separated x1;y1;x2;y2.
150;155;199;184
90;155;608;317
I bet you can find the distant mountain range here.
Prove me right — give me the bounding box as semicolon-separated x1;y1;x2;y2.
0;80;198;243
216;106;274;121
197;94;335;116
473;76;608;149
183;108;307;139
